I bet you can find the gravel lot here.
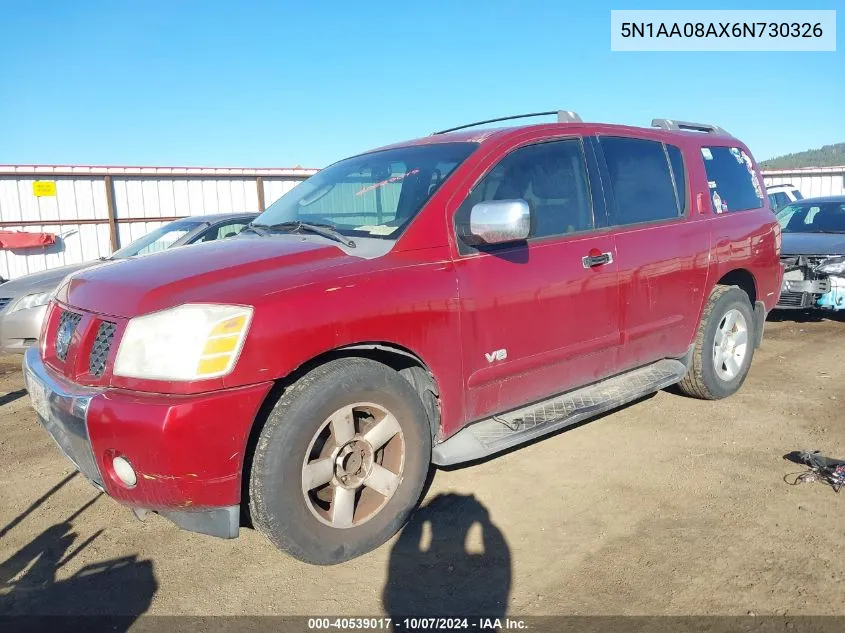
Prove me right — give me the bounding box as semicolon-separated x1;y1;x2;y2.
2;313;844;619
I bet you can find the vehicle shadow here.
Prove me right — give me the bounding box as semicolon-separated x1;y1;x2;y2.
0;477;157;628
383;493;511;626
767;309;845;323
0;389;27;407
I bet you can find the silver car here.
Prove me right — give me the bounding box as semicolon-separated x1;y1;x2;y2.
776;196;845;310
0;212;256;353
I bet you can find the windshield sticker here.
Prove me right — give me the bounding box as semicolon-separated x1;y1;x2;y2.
708;180;718;189
713;191;727;214
730;147;743;163
354;224;399;236
356;169;420;197
701;148;713;160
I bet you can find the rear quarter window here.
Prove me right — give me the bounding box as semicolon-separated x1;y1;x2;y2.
701;146;764;213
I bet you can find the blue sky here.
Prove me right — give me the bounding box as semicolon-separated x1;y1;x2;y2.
0;0;841;168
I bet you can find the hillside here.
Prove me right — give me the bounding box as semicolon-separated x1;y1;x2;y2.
761;142;845;169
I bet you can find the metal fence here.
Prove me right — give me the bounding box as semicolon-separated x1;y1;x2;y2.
762;166;845;198
3;162;843;281
0;165;317;280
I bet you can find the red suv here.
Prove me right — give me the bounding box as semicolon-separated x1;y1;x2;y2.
24;112;782;564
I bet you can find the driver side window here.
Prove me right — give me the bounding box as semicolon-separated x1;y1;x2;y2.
456;138;594;251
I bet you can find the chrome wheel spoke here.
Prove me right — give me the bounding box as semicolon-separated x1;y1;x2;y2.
364;463;401;497
724;354;740;378
331;486;355;528
714;329;725;347
722;311;737;333
302;458;334;491
733;329;748;348
363;413;401;451
331;405;356;445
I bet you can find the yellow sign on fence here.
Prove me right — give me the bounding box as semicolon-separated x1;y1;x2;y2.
33;181;57;197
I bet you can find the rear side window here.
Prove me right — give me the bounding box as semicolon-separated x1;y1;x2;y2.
599;137;681;226
701;146;764;213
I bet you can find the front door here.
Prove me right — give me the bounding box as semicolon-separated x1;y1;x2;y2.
452;136;622;422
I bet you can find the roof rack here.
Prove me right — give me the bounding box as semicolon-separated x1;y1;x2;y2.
651;119;731;136
433;110;582;135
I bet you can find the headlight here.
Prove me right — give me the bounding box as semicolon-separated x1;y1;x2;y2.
815;256;845;276
8;291;54;314
113;304;253;381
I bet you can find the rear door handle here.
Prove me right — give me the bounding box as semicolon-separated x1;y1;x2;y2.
582;252;614;268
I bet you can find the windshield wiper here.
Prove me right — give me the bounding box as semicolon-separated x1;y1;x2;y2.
258;221;356;248
241;223;271;236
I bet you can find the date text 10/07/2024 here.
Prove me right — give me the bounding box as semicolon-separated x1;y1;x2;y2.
307;618;528;630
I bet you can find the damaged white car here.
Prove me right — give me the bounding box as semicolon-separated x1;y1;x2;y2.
776;196;845;311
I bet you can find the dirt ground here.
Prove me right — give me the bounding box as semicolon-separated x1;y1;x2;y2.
1;312;844;619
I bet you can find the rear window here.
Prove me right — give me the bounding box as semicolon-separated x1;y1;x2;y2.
701;146;764;213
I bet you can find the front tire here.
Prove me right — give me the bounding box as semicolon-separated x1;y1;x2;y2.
248;358;432;565
677;285;756;400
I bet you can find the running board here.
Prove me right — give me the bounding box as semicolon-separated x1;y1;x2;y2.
432;359;687;466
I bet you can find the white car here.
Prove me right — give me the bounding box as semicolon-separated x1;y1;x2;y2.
767;183;804;212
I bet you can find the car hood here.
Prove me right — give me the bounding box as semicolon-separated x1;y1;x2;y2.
782;233;845;256
0;261;101;299
58;235;353;318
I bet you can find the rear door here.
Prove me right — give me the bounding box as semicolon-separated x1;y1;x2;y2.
452;135;621;421
596;135;711;369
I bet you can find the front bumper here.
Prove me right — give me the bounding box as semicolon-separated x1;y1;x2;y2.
23;347;273;539
777;276;845;310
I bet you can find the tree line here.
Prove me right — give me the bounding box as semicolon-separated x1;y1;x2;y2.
761;142;845;169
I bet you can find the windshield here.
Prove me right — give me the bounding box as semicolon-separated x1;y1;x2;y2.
776;202;845;234
111;219;202;258
254;142;477;239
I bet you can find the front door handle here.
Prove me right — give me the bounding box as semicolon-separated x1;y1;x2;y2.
582;251;613;268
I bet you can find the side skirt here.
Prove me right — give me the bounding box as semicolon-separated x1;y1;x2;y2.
432;358;687;466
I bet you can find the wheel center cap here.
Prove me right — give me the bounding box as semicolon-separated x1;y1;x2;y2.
334;439;374;488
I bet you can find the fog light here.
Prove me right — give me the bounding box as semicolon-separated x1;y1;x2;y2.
112;456;137;487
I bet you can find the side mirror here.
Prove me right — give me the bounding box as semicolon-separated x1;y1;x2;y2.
462;199;531;246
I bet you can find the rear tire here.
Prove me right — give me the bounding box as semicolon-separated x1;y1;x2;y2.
249;358;432;565
677;285;756;400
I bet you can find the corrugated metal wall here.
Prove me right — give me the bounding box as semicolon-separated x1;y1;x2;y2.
763;166;845;198
0;165;317;280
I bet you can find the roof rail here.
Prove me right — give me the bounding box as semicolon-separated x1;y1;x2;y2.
433;110;582;135
651;119;731;136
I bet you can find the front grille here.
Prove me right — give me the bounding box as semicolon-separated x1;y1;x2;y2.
55;310;82;362
778;290;810;308
88;321;116;377
0;297;11;311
